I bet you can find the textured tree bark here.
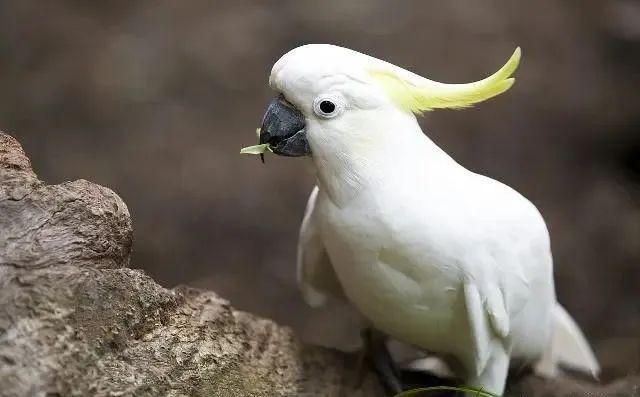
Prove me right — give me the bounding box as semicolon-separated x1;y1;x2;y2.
0;132;637;397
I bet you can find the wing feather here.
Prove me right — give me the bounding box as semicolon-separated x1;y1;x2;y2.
297;186;345;307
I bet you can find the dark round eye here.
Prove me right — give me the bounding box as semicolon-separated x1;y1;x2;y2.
319;100;336;114
313;95;343;118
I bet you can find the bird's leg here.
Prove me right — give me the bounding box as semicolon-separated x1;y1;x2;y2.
353;335;369;388
362;328;403;396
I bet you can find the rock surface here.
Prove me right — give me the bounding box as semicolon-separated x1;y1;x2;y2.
0;131;637;396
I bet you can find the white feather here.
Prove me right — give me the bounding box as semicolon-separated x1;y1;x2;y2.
534;303;600;378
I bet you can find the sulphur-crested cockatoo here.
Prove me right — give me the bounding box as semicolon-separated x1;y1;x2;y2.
251;44;599;395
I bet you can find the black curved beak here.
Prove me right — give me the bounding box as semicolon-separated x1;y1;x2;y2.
259;95;310;157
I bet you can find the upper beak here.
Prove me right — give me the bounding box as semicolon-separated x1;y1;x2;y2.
259;95;310;157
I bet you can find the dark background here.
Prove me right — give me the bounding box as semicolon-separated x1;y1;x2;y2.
1;0;638;380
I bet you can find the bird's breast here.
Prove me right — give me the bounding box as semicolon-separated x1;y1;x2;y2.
316;191;468;352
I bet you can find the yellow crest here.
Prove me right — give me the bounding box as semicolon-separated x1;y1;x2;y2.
369;48;521;114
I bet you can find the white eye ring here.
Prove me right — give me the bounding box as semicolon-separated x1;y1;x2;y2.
313;94;344;119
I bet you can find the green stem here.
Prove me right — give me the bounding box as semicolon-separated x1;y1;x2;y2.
394;386;499;397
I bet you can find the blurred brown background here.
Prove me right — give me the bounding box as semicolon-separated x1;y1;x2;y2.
1;0;638;380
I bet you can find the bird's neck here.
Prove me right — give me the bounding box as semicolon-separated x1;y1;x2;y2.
309;113;455;207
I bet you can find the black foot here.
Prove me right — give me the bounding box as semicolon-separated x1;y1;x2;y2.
362;328;403;396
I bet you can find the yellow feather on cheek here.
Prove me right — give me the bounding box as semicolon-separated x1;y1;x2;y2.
369;47;521;114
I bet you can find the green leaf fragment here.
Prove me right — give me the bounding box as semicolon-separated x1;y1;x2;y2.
240;144;271;155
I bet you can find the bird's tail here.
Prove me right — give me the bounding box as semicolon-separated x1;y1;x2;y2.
534;303;600;378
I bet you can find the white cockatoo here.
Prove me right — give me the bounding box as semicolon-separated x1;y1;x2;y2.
251;44;600;395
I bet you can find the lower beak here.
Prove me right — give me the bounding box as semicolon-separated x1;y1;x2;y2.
259;95;310;157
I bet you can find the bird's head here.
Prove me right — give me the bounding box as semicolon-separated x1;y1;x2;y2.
258;44;520;158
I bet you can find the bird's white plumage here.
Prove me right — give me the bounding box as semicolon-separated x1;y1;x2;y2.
282;44;599;394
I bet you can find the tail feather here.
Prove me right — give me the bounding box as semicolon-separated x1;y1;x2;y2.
534;303;600;378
